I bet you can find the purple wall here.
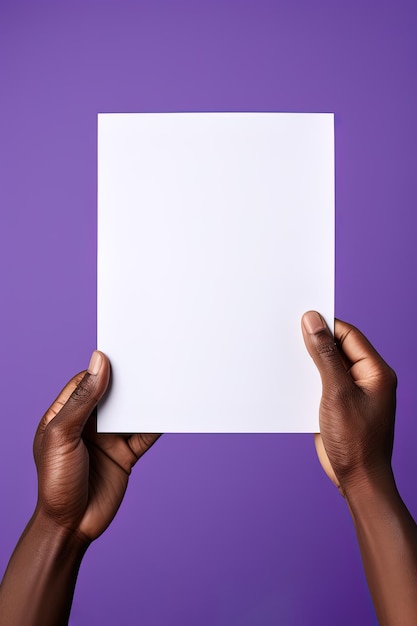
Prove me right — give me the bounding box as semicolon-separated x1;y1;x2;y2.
1;1;416;624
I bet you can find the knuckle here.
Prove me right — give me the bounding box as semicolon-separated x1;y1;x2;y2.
316;337;339;359
139;433;159;449
69;376;97;406
377;363;398;389
71;379;90;402
387;366;398;388
43;419;67;446
129;433;160;461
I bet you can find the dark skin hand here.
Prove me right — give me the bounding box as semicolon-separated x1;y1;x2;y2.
0;351;160;626
302;311;417;626
3;317;417;625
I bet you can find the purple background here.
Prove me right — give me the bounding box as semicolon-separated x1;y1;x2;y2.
1;1;416;624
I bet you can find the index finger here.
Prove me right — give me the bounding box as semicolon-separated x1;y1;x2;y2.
335;319;394;386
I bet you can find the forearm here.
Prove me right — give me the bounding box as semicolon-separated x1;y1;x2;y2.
0;507;89;626
346;471;417;626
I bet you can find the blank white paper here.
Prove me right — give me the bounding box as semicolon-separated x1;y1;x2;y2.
97;112;334;433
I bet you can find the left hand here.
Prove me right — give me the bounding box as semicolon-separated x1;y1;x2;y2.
301;312;397;496
33;351;160;543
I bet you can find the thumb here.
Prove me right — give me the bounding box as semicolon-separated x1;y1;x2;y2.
39;350;110;440
301;311;351;392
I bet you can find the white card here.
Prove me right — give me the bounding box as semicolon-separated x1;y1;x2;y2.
97;112;334;433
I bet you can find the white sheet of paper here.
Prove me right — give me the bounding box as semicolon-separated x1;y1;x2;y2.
97;112;334;433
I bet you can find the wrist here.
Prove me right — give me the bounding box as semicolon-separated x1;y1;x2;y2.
0;506;91;626
342;467;400;520
31;505;91;557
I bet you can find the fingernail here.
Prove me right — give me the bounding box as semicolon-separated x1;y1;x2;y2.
87;350;102;375
303;311;327;335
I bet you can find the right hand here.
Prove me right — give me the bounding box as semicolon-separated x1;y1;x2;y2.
301;311;397;496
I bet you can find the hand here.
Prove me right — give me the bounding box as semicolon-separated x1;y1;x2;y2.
301;311;397;496
33;350;160;543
